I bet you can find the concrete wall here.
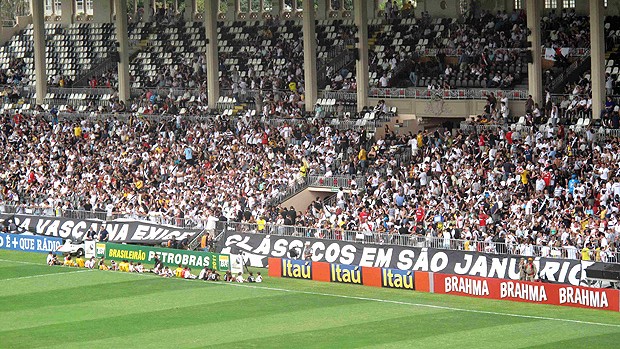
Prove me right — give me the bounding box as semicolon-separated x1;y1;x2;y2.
282;188;333;212
0;16;32;46
92;0;113;23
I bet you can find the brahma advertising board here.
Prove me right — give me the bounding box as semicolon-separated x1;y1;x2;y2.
217;232;606;286
434;273;619;311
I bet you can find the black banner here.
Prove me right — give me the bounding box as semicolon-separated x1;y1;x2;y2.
0;214;201;244
217;232;605;286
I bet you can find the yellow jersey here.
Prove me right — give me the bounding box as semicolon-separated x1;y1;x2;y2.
175;267;184;278
581;247;591;261
76;258;85;268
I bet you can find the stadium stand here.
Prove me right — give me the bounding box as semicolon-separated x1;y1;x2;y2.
0;22;117;88
0;0;618;264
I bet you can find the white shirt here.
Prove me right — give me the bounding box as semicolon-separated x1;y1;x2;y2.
565;245;578;260
379;76;389;87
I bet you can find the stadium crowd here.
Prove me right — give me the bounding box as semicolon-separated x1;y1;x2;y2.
0;107;385;221
0;96;619;263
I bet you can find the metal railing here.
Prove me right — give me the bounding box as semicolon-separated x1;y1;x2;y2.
266;178;310;206
47;87;114;96
4;203;617;263
1;20;16;27
130;86;205;99
459;121;534;135
219;221;620;263
307;175;365;190
400;47;591;58
72;58;117;87
548;57;587;93
0;204;208;230
319;88;529;101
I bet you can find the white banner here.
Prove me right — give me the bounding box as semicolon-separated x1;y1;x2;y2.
230;254;244;274
84;240;96;258
544;48;570;61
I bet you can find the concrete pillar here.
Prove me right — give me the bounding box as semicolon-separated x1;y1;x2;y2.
31;0;47;104
355;0;369;111
226;0;237;20
367;0;375;19
143;0;153;21
272;0;281;17
302;0;318;112
590;0;605;120
526;0;542;108
114;0;131;102
59;0;74;24
205;0;220;109
185;0;196;20
317;0;328;19
92;0;113;23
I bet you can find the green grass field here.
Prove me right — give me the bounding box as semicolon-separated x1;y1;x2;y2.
0;250;619;349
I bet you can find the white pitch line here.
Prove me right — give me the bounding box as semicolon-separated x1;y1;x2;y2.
0;269;93;281
0;258;41;265
114;270;620;329
219;282;620;329
2;258;619;329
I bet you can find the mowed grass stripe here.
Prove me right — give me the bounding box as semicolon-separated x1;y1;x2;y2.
0;282;283;331
230;277;620;327
199;310;536;349
0;250;58;263
0;277;209;312
0;267;145;297
359;318;620;349
41;298;450;349
522;333;620;349
0;293;365;349
0;265;89;280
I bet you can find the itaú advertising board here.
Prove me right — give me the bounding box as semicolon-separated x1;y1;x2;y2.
434;273;620;312
267;257;421;291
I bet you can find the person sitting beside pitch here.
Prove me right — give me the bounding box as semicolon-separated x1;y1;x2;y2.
98;258;109;270
209;270;221;281
198;266;211;280
84;257;96;269
63;255;76;267
109;260;118;271
255;272;263;283
151;255;164;274
118;260;130;272
235;272;246;283
174;264;184;278
47;252;60;266
159;266;174;277
182;266;197;279
246;272;256;282
75;257;85;268
224;271;234;282
134;262;144;273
